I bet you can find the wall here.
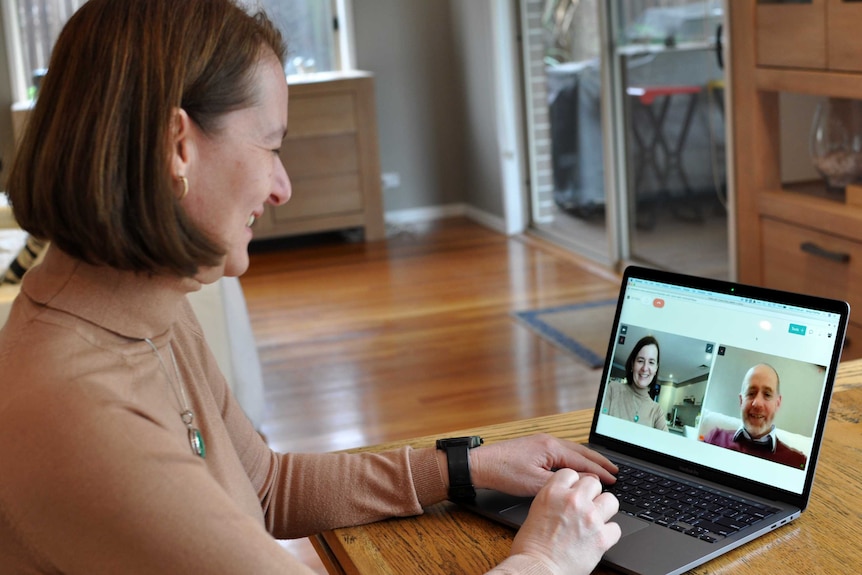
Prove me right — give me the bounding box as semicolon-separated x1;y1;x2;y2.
352;0;471;215
352;0;510;225
448;0;504;220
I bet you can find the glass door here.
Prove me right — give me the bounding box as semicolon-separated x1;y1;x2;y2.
612;0;728;279
520;0;611;265
520;0;729;279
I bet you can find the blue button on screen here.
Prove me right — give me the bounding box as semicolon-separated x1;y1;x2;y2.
789;324;807;336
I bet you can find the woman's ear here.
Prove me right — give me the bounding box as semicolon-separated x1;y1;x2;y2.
170;107;194;177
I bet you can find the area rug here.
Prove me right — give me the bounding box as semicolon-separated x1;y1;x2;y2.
513;299;617;368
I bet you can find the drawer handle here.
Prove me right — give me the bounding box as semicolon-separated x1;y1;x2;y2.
800;242;850;264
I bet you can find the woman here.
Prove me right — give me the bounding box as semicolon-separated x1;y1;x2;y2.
601;335;668;430
0;1;621;573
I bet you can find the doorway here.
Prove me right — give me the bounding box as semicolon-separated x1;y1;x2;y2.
520;0;729;279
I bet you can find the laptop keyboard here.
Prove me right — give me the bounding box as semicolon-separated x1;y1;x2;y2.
605;463;780;543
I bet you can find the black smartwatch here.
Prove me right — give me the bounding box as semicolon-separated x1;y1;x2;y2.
435;436;483;500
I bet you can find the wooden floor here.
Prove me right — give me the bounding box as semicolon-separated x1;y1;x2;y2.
239;217;623;572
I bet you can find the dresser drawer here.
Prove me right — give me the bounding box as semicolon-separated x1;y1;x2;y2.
274;174;362;222
761;217;861;312
826;0;862;73
756;0;826;70
762;218;861;360
286;93;356;138
252;72;383;241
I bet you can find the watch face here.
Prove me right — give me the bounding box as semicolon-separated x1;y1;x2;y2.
437;436;483;449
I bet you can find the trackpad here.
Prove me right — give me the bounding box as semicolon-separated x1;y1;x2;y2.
614;512;651;538
499;507;652;538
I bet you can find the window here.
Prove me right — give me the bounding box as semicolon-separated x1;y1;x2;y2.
3;0;86;101
18;0;84;96
243;0;340;76
3;0;354;103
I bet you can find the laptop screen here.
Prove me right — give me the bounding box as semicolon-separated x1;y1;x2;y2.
593;267;848;497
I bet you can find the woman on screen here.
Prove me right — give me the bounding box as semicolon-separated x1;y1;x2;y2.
602;335;668;431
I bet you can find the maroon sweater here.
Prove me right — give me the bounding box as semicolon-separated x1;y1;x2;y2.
704;428;807;470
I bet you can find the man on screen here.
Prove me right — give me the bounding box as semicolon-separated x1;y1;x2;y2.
704;363;807;470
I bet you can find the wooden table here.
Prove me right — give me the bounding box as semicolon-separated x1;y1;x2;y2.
311;360;862;574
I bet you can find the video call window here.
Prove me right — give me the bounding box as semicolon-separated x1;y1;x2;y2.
600;324;823;471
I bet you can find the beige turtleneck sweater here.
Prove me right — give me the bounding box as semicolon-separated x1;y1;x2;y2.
601;379;668;431
0;248;550;575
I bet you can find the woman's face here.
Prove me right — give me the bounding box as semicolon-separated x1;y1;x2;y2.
184;50;291;281
631;344;658;388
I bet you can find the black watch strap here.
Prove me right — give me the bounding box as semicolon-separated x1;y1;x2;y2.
435;436;483;500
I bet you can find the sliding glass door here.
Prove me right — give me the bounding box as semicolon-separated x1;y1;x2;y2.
520;0;611;264
521;0;729;279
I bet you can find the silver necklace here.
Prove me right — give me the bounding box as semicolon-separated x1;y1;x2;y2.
144;338;206;458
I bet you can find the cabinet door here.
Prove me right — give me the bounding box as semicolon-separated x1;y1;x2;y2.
826;0;862;72
761;217;862;359
756;0;827;69
761;217;862;312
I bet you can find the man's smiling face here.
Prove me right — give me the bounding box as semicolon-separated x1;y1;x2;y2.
739;365;782;439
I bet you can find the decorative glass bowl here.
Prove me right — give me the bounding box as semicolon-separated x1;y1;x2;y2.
810;97;862;193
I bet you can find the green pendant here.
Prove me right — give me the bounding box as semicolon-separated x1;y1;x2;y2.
189;427;206;458
633;414;639;422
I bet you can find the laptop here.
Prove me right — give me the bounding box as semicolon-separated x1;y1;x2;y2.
463;265;849;575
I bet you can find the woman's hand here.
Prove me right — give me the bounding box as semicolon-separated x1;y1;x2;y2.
509;469;621;575
469;434;618;497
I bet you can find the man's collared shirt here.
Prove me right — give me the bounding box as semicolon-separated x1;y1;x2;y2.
733;425;777;452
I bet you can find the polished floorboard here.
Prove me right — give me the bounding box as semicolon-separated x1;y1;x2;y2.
239;217;622;572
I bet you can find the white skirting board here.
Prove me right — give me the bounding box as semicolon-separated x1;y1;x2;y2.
384;203;508;235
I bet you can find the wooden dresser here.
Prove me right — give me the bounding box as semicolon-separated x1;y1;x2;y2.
10;70;385;242
730;1;862;359
254;70;385;242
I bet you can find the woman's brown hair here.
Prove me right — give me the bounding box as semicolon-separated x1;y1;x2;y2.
6;0;285;276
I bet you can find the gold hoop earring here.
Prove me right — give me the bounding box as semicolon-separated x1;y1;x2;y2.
179;176;189;200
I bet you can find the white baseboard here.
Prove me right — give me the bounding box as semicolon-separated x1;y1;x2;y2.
464;205;507;234
385;203;509;235
384;203;467;224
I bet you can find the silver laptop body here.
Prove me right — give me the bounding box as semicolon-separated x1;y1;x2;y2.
464;265;849;575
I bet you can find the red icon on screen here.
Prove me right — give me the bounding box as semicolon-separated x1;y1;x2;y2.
653;298;665;308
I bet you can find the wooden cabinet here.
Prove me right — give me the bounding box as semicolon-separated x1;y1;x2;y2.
755;0;826;69
731;2;862;359
252;71;385;242
826;0;862;72
755;0;862;72
10;71;385;242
